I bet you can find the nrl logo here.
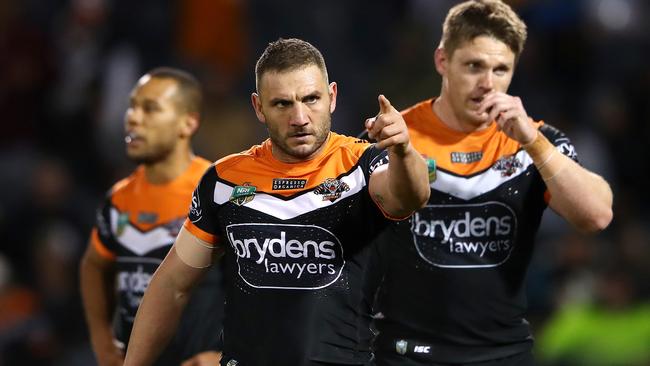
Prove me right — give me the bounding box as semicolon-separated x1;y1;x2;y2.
116;213;130;237
492;155;522;177
229;183;256;206
313;178;350;202
395;339;408;355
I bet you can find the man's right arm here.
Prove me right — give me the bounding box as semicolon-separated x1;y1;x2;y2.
79;239;124;366
123;226;220;366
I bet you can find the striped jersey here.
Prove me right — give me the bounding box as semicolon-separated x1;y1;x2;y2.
185;132;390;366
91;157;224;365
371;99;579;363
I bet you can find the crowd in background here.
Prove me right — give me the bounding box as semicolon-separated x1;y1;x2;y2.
1;0;649;365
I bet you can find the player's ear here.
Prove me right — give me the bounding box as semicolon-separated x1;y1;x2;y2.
180;113;199;138
434;47;448;75
329;82;337;114
251;92;266;124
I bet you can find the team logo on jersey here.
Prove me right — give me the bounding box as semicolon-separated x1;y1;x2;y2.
451;151;483;164
395;340;408;355
137;211;158;224
229;183;256;206
314;178;350;202
116;213;130;237
226;360;238;366
492;155;522;177
411;202;517;268
272;178;307;190
226;223;345;290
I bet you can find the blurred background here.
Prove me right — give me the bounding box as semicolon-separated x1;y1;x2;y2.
0;0;648;365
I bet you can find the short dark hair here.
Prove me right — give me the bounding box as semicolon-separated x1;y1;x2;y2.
441;0;527;60
255;38;328;91
146;67;203;115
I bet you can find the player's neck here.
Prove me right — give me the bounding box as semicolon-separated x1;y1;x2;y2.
433;96;491;133
143;147;194;185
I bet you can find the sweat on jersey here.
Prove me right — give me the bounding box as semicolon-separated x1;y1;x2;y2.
91;157;225;366
370;99;579;364
184;132;393;366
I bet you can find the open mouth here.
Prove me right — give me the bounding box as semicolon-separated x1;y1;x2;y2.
125;132;144;144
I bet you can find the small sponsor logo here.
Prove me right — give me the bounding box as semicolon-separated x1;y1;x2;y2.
425;157;437;182
395;340;408;355
272;178;307;190
226;360;238;366
189;190;202;223
414;345;431;353
369;153;389;174
116;213;130;237
137;211;158;224
451;151;483;164
229;183;256;206
492;155;522;177
557;141;577;160
313;178;350;202
411;202;517;268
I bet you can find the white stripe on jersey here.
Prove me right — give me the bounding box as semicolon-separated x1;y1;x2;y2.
110;208;176;255
213;166;367;220
433;149;536;200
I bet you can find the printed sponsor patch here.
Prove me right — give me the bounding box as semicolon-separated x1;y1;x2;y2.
313;178;350;202
411;202;517;268
229;183;256;206
450;151;483;164
272;178;307;190
137;212;158;224
226;223;345;290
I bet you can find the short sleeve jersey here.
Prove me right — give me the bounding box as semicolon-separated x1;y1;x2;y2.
371;99;579;363
184;133;390;366
91;157;225;365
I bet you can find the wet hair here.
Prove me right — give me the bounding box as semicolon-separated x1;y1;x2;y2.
441;0;527;60
146;67;203;114
255;38;328;91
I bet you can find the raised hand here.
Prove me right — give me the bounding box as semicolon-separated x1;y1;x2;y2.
365;95;411;154
478;91;537;145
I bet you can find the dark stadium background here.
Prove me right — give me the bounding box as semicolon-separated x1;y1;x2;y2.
1;0;648;364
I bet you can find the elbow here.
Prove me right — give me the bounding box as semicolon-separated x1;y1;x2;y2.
417;187;430;209
577;207;613;233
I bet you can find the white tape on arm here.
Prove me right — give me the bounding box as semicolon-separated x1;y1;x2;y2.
174;227;215;269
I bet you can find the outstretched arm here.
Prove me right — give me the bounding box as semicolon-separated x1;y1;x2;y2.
123;227;221;366
480;92;613;232
366;95;430;218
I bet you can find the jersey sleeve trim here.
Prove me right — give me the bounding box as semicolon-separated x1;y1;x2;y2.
370;191;413;221
183;219;219;246
90;228;116;260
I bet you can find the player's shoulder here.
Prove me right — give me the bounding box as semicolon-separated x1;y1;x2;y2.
538;122;572;145
213;143;264;175
107;168;141;196
332;132;372;157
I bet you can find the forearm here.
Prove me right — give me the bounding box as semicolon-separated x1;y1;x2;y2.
79;256;118;357
386;143;430;215
525;133;613;232
123;273;188;365
124;247;207;366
